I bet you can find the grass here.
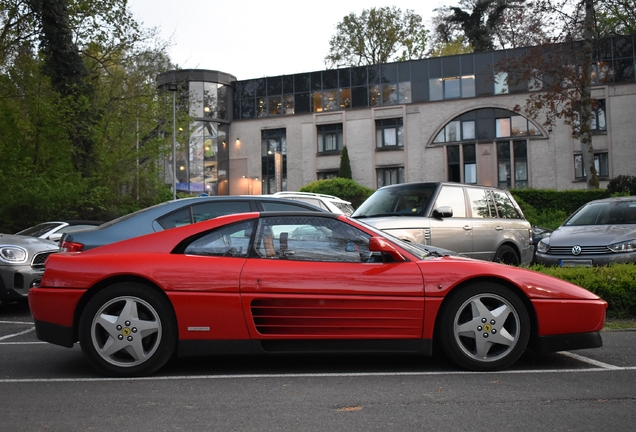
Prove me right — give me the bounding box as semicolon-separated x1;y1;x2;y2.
603;318;636;331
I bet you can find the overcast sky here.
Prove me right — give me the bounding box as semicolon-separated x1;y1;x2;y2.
128;0;453;80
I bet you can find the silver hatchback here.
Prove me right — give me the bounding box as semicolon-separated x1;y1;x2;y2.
352;182;533;265
535;196;636;266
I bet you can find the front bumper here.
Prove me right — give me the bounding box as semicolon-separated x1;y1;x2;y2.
530;331;603;353
535;251;636;266
0;264;44;300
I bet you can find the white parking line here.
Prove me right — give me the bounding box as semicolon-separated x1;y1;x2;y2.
558;351;623;370
0;320;34;325
0;327;35;341
0;365;635;384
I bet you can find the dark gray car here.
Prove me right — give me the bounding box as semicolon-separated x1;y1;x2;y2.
535;196;636;266
0;234;58;301
60;196;326;252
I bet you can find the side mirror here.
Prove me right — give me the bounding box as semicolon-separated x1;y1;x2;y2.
433;206;453;218
369;237;406;262
48;233;63;243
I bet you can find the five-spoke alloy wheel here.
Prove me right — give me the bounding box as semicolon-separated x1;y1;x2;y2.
438;283;530;371
79;283;177;377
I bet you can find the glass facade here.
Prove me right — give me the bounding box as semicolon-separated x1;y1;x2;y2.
233;36;635;121
157;70;234;196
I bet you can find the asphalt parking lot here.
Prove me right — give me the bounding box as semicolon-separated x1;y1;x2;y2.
1;300;635;431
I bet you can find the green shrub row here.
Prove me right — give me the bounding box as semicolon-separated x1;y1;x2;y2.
529;264;636;318
510;189;606;215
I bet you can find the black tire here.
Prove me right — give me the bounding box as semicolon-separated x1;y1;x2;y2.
78;283;177;377
437;283;530;371
494;244;520;265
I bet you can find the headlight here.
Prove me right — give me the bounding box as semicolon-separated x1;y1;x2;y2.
536;239;549;253
608;240;636;253
0;245;28;263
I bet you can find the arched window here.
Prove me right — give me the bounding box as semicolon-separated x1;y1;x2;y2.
431;108;543;189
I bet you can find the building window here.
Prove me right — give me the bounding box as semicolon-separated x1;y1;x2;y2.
262;129;287;194
376;118;404;149
447;144;476;184
574;153;609;179
430;76;476;101
592;99;607;131
317;170;339;180
317;124;343;153
433;108;543;144
494;72;508;94
497;141;528;189
377;167;404;188
496;115;540;138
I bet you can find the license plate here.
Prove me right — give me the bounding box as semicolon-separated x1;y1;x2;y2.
559;259;593;267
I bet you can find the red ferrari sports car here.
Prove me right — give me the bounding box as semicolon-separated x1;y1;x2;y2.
29;212;607;377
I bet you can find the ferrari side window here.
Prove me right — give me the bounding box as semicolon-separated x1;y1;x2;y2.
255;216;371;262
184;221;254;257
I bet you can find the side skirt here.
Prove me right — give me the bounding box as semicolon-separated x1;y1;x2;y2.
178;338;433;358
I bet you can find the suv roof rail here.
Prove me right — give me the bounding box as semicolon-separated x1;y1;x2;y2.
273;191;343;200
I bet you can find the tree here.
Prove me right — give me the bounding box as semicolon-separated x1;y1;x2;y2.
596;0;636;37
324;7;428;68
499;0;601;189
338;146;352;179
0;0;175;232
439;0;527;52
299;178;374;209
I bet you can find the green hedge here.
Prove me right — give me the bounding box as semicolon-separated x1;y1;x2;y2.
510;189;606;215
529;264;636;318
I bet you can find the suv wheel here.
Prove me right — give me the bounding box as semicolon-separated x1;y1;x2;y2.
494;245;519;265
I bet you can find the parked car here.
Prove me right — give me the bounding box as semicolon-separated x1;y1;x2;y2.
531;225;553;263
16;220;103;243
272;191;355;215
29;211;606;377
351;182;533;265
0;234;58;302
534;196;636;266
60;196;326;252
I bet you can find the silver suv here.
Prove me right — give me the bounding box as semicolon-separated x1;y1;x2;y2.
352;182;533;265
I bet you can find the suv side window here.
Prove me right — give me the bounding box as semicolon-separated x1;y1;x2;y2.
491;191;521;219
293;197;330;211
434;186;467;217
466;188;496;218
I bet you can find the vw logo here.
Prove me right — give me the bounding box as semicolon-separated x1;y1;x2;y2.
572;245;582;256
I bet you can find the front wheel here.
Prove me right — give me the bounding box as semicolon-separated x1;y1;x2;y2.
78;283;177;377
437;283;530;371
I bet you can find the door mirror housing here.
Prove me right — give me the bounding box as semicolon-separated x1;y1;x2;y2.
369;237;406;262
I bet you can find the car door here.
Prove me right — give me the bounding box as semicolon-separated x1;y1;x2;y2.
466;187;499;261
428;185;473;255
239;215;425;340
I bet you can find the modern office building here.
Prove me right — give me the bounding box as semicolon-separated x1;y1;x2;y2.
158;36;635;196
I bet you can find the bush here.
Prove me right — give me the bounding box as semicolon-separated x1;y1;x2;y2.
510;188;606;216
299;178;375;208
605;175;636;197
514;197;568;229
529;264;636;318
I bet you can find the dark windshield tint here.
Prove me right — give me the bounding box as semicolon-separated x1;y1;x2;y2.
16;222;61;237
565;201;636;226
352;184;437;217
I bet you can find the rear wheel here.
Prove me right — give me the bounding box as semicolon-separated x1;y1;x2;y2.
78;283;177;377
438;283;530;371
494;245;520;265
